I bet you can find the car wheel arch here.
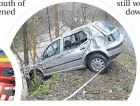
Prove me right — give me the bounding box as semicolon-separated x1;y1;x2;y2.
29;68;44;78
84;51;109;68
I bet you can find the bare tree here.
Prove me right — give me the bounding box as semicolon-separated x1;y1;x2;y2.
32;14;38;82
46;7;52;41
22;22;29;66
53;4;59;37
32;14;39;61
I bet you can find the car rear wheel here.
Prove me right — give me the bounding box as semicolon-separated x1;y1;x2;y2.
87;54;109;74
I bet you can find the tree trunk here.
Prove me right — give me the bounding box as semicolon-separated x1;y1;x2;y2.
22;22;29;66
32;14;38;62
53;4;59;38
46;7;52;41
32;14;38;83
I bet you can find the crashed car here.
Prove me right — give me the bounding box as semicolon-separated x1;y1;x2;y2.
26;20;126;80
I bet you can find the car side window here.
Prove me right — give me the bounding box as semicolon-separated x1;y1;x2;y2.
63;31;87;50
42;39;60;59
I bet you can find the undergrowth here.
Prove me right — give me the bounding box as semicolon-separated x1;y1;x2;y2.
27;73;61;98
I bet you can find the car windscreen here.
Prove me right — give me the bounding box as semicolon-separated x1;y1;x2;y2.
95;21;116;33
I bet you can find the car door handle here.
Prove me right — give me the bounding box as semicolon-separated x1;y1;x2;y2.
80;47;86;50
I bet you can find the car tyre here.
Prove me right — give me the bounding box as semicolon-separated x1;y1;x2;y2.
30;71;45;83
87;54;109;74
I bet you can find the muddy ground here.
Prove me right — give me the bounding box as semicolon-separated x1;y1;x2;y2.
27;49;136;101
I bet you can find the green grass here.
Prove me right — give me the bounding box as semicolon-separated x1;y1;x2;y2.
112;82;133;95
116;51;136;75
72;75;85;86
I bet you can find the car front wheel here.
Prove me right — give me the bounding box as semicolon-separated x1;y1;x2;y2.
88;54;109;74
30;71;45;83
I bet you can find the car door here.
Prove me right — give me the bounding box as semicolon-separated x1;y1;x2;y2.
60;30;90;70
40;39;64;75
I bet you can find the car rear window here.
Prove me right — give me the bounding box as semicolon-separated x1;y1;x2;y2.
95;21;116;33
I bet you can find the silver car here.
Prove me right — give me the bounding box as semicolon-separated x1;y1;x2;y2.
26;20;125;80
